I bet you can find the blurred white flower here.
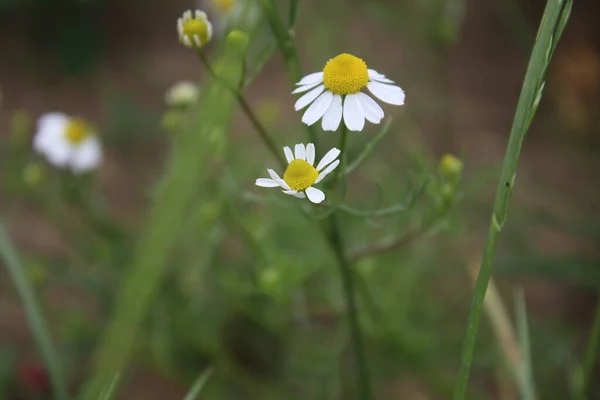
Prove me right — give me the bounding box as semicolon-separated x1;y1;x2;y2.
255;143;340;204
165;81;199;107
177;10;213;48
33;113;102;174
293;53;405;132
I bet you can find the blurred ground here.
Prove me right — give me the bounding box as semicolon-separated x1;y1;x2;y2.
1;0;599;398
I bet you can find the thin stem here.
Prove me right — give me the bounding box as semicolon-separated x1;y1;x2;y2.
453;1;571;398
578;298;600;400
235;93;286;168
0;223;70;400
331;124;348;189
260;0;320;152
198;50;286;168
345;119;392;175
328;216;372;400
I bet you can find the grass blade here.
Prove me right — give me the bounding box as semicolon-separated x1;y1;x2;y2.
182;367;214;400
0;223;70;400
78;37;246;400
452;1;572;398
515;288;536;400
577;298;600;400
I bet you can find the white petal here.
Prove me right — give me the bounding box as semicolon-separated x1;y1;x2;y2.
296;72;324;86
302;91;333;126
294;85;325;111
267;169;291;190
283;190;306;199
256;178;280;187
321;94;343;131
182;36;192;47
34;114;68;154
306;143;315;166
367;81;405;106
314;159;340;184
294;143;306;160
305;187;325;204
356;92;384;124
183;10;192;20
283;146;294;163
368;69;395;84
316;148;341;171
70;136;102;173
45;138;73;167
343;94;365;132
292;81;321;94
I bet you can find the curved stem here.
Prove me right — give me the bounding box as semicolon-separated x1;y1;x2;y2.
197;50;286;168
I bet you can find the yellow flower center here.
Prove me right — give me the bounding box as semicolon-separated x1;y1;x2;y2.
322;53;369;95
283;159;318;191
64;118;90;144
212;0;237;13
182;19;210;44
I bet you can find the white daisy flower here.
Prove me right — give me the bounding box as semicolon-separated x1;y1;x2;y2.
165;81;199;107
293;53;405;132
255;143;341;204
177;10;213;48
33;113;102;174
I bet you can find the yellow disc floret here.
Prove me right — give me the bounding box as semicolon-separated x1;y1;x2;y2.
283;159;319;191
64;118;90;144
322;53;369;95
212;0;237;13
182;19;210;45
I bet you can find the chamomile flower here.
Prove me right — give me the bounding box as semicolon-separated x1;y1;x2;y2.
255;143;341;204
293;53;405;132
33;113;102;174
177;10;213;48
165;81;199;107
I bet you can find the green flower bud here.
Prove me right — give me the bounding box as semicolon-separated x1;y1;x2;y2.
439;153;463;181
23;162;46;188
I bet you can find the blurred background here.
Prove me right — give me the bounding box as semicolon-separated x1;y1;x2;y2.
1;0;599;399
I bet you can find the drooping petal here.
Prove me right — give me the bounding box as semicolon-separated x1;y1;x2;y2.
302;91;333;126
295;71;324;86
34;114;68;154
70;136;102;173
305;187;325;204
314;159;340;184
283;146;294;163
292;81;322;94
368;69;395;84
321;94;343;131
356;92;384;124
306;143;315;166
267;168;291;190
294;85;325;111
316;147;341;171
255;178;280;187
294;143;306;160
343;94;365;131
367;81;405;106
283;190;306;199
45;139;73;167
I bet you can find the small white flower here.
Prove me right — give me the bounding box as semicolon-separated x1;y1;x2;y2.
33;113;102;174
255;143;341;204
177;10;213;48
293;53;405;132
165;81;199;107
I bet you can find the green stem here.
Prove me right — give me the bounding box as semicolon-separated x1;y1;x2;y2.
260;0;320;153
198;50;285;168
327;216;372;400
331;124;348;189
578;298;600;400
0;223;70;400
453;1;571;398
